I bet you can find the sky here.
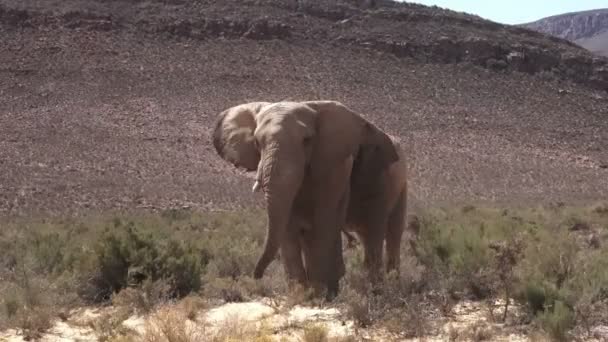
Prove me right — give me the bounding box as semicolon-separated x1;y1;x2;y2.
406;1;608;25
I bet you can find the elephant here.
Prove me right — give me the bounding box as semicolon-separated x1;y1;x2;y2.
212;100;399;299
344;135;408;283
253;134;409;285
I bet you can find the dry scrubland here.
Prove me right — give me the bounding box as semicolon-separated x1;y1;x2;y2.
1;0;608;341
1;204;608;341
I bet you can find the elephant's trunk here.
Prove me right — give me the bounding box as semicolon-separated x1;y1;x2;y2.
253;144;305;280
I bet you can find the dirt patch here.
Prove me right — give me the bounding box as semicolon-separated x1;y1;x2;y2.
1;1;608;216
0;299;535;341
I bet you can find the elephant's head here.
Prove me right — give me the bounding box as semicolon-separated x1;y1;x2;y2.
212;100;399;280
212;101;272;171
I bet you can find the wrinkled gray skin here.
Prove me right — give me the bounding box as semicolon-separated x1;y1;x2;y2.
212;100;398;299
345;136;408;283
254;135;409;285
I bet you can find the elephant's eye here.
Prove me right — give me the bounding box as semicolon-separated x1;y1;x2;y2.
303;136;312;146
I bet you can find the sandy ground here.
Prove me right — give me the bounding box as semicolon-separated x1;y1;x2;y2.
3;298;606;341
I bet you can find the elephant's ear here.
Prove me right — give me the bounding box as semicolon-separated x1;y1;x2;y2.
212;102;270;171
303;101;398;177
351;131;398;190
357;122;399;178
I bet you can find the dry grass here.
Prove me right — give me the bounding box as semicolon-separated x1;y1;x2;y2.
0;1;606;340
88;307;134;342
177;295;207;321
140;305;206;342
460;322;495;341
301;323;329;342
0;204;607;340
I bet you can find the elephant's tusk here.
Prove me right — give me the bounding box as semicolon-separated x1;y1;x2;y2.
252;180;261;193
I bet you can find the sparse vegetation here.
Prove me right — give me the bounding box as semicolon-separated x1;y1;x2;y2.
338;205;608;339
0;204;607;340
2;0;608;340
139;304;207;342
301;323;329;342
90;307;134;342
0;209;268;336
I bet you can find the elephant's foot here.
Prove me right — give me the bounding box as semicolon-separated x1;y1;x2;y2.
306;280;339;302
326;275;342;302
325;287;339;302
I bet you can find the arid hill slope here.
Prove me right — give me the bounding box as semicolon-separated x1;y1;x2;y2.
1;0;607;216
523;9;608;57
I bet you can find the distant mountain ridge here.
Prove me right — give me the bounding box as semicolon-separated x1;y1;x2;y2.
522;9;608;57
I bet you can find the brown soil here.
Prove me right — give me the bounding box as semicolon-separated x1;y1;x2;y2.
1;0;607;217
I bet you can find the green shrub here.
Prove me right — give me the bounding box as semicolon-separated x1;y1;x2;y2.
200;234;259;280
92;222;202;301
523;282;548;314
160;240;203;297
29;232;69;274
95;230;131;297
413;215;497;298
538;300;575;341
514;226;579;314
3;297;19;318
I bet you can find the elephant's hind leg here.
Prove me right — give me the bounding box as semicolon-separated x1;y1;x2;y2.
386;189;406;274
356;198;389;285
362;225;386;285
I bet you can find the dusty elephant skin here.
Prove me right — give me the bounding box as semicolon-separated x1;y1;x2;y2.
211;100;398;299
253;134;410;285
344;135;409;283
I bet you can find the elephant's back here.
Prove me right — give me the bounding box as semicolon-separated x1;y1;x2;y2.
388;136;407;181
386;136;408;202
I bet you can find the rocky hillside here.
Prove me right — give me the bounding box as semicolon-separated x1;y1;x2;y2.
1;0;608;216
523;9;608;57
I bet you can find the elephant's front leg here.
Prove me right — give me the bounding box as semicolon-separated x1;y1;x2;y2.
303;158;353;300
301;214;343;300
280;217;308;286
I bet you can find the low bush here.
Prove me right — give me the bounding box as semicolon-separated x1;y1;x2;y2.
537;300;575;341
92;221;202;301
0;205;606;339
0;209;267;334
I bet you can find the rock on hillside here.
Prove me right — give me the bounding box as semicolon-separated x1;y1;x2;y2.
1;0;608;215
523;9;608;57
1;0;608;91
